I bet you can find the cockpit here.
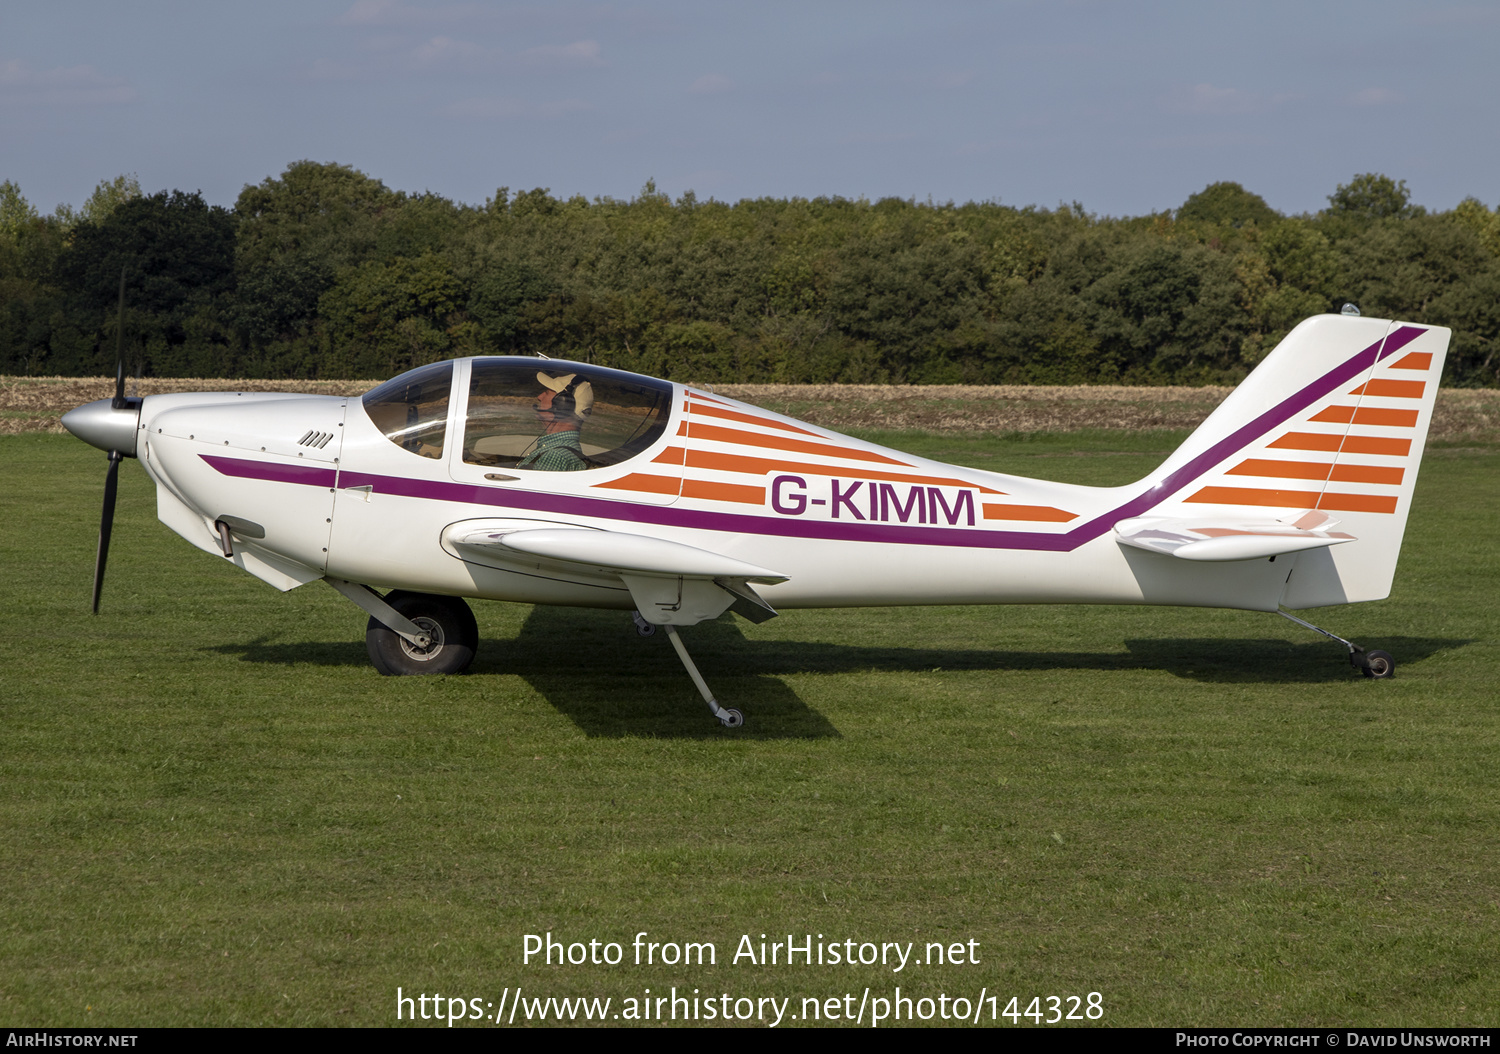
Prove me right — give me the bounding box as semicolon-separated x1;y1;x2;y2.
361;358;675;471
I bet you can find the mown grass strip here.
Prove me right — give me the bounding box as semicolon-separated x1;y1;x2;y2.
1;433;1495;1026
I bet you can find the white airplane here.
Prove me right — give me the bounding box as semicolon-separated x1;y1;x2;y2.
64;313;1449;727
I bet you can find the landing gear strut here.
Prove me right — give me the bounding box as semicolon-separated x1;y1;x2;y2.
326;579;478;676
661;623;743;728
1277;610;1395;679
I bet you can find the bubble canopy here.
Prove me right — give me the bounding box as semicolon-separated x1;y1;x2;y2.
361;358;675;470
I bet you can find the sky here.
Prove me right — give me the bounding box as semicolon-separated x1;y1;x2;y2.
3;1;1497;218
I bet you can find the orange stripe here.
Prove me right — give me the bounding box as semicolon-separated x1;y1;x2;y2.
1341;435;1411;456
1348;379;1426;398
686;391;732;406
1271;432;1410;456
593;473;680;496
681;479;765;505
1309;405;1417;427
1268;432;1342;452
1318;492;1397;514
1354;406;1419;427
651;446;1003;494
1186;486;1322;507
687;401;823;437
1188;485;1397;514
1329;463;1404;485
1309;405;1355;424
1391;351;1432;371
682;420;914;466
981;503;1077;523
1227;459;1331;481
594;472;770;504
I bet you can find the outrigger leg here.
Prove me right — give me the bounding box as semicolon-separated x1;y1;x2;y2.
662;624;744;728
1277;609;1395;679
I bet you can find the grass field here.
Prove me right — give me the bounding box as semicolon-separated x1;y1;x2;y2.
1;426;1497;1028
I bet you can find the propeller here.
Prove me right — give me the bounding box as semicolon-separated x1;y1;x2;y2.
91;267;130;613
93;451;122;613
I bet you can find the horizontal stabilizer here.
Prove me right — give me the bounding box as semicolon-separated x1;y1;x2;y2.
460;527;788;583
1115;511;1355;562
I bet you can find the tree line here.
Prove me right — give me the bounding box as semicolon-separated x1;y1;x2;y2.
2;164;1498;386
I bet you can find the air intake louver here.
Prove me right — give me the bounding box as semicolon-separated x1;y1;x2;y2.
298;429;335;449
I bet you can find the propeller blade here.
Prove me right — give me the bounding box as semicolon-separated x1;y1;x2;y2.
112;266;127;408
92;451;122;614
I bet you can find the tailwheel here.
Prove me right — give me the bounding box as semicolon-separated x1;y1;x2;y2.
718;708;745;729
366;591;478;676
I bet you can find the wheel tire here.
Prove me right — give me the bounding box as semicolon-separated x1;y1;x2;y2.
366;591;478;676
719;708;745;729
1361;649;1395;679
631;611;656;637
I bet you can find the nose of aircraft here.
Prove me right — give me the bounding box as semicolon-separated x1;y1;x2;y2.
62;398;142;457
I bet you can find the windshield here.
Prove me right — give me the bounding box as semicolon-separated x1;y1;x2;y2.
361;361;453;459
462;359;673;471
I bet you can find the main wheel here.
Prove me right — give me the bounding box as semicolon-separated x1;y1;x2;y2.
1361;649;1395;679
366;591;478;676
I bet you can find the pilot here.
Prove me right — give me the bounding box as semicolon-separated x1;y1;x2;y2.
517;371;594;471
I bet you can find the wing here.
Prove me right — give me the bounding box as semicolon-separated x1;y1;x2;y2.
451;525;787;625
1114;510;1356;562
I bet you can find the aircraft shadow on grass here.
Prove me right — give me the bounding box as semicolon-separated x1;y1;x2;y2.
209;604;1470;738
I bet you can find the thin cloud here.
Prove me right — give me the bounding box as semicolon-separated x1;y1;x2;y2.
521;40;604;68
411;35;495;69
0;60;134;106
1163;82;1264;116
307;36;593;80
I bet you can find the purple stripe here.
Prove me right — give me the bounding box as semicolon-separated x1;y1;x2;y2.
201;455;337;488
1054;323;1423;548
204;325;1425;553
336;467;1036;549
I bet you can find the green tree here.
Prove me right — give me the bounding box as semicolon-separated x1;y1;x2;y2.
1451;197;1500;257
53;174;142;229
54;189;236;374
0;181;40;244
235;161;398;272
1327;173;1416;221
1177;182;1281;228
318;252;465;376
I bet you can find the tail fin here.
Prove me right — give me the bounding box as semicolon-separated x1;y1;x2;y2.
1137;314;1449;607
